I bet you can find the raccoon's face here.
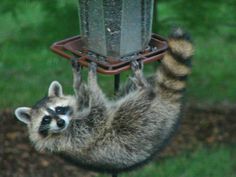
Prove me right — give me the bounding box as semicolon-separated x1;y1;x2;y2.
15;81;76;140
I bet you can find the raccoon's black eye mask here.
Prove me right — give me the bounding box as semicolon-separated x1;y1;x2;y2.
39;115;52;137
42;115;51;124
46;106;70;116
55;106;70;115
38;107;72;137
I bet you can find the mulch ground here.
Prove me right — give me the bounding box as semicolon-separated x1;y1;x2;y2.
1;104;236;177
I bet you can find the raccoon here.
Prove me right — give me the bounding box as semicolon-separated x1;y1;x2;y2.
15;28;194;174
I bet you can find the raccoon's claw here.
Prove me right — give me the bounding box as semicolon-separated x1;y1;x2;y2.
89;62;97;74
71;58;81;72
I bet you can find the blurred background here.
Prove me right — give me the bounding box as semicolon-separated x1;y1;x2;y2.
1;0;235;177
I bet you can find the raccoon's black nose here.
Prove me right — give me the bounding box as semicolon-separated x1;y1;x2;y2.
57;119;65;128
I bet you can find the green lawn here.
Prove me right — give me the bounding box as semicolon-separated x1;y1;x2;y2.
98;145;236;177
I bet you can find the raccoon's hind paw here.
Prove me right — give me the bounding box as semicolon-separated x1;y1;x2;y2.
130;60;149;89
71;57;81;72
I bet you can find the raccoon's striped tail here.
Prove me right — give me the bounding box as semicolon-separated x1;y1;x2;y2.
155;28;194;101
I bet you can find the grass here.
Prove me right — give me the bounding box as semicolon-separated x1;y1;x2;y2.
98;145;236;177
187;36;236;103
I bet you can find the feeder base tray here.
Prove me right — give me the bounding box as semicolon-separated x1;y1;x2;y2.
50;34;168;75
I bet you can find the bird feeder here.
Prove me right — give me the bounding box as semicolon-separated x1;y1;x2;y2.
51;0;167;91
79;0;154;58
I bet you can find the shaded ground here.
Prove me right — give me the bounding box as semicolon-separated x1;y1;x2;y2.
1;104;236;177
161;103;236;157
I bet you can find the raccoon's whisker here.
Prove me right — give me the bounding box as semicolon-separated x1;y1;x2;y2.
37;124;50;132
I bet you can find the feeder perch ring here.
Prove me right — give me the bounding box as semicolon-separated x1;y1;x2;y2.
50;33;168;75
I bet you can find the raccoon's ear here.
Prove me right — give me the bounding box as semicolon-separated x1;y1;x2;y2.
15;107;32;125
48;81;63;97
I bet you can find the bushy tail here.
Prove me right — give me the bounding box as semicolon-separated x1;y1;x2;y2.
156;28;194;101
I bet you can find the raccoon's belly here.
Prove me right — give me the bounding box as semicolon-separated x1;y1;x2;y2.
58;115;178;173
58;150;156;173
57;136;168;174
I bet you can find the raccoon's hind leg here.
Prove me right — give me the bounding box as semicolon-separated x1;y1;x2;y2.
129;60;149;89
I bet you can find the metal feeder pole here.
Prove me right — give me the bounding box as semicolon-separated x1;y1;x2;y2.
114;74;120;94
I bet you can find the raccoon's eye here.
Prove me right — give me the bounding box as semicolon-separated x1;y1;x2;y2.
42;115;51;124
55;106;69;115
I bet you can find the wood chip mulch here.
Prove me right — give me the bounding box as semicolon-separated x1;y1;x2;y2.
1;104;236;177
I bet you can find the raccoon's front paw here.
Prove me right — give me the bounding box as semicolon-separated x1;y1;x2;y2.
88;62;98;85
89;62;97;74
131;60;143;73
71;58;81;72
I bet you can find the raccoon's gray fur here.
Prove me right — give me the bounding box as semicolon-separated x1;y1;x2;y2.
15;28;194;173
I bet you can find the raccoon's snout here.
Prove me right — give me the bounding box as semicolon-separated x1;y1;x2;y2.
39;118;67;137
57;119;65;128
